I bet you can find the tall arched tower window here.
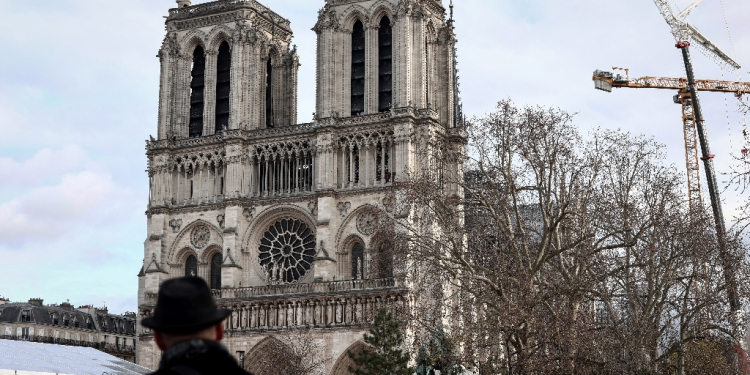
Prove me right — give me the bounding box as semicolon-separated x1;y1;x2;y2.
185;255;198;277
378;17;393;112
265;55;274;128
210;253;222;289
215;41;231;132
189;46;206;138
351;20;365;116
351;243;365;280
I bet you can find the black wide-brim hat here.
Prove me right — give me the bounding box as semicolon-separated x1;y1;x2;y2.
142;277;231;334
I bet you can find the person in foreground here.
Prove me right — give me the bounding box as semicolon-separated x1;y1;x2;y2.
142;277;253;375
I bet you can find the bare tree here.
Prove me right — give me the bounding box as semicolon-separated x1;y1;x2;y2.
387;99;749;374
249;330;332;375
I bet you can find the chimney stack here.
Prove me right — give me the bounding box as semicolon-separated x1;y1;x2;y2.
28;298;43;307
60;301;74;311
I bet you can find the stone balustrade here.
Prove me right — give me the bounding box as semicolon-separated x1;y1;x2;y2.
167;0;291;30
143;278;403;306
214;277;403;300
140;278;407;333
146;124;315;152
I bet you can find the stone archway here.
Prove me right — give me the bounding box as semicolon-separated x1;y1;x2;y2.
243;336;295;375
330;340;371;375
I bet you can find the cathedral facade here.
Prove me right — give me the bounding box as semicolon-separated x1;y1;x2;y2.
138;0;463;372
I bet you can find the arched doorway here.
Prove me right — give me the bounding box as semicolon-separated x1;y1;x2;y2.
330;340;370;375
244;337;295;375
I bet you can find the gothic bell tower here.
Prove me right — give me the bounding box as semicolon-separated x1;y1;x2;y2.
313;0;459;128
155;1;299;140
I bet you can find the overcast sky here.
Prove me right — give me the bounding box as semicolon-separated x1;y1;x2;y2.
0;0;748;314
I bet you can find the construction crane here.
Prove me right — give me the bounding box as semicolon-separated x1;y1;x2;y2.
595;0;744;342
649;0;745;344
593;70;750;217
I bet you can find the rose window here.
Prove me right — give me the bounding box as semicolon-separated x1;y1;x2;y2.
259;218;316;283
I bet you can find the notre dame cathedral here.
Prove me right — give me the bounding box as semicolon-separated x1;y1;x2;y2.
138;0;464;372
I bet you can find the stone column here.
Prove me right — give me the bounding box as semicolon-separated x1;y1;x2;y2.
393;12;412;109
334;30;345;117
394;123;412;182
203;51;218;136
342;28;353;117
229;38;243;130
175;55;193;138
157;39;176;140
248;44;261;130
365;24;378;115
286;49;299;125
411;15;427;109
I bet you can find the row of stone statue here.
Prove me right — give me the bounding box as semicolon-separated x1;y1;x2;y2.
219;293;406;330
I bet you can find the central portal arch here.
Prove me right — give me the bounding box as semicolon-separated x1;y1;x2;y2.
243;337;295;375
330;340;370;375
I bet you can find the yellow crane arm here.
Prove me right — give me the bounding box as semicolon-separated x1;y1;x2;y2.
593;70;750;94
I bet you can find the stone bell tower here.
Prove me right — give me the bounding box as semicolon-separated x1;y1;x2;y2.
138;0;464;373
314;0;459;127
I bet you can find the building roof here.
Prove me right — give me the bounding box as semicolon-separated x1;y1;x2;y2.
0;339;149;375
0;302;135;335
0;303;92;327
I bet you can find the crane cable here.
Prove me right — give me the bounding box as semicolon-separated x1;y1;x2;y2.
717;0;748;166
717;0;739;79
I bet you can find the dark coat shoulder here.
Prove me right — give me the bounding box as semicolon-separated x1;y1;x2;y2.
149;340;252;375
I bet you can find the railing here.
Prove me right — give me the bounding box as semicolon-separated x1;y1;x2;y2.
146;123;315;151
100;342;136;354
213;277;403;300
167;0;291;29
142;278;403;305
140;279;407;333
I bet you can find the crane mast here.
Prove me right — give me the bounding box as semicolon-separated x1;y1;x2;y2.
653;0;744;346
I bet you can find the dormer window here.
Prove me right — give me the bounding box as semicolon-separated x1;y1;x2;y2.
51;313;59;325
21;310;31;322
86;318;92;330
73;317;80;328
62;315;70;326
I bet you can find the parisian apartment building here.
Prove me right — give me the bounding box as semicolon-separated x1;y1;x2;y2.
0;298;138;363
